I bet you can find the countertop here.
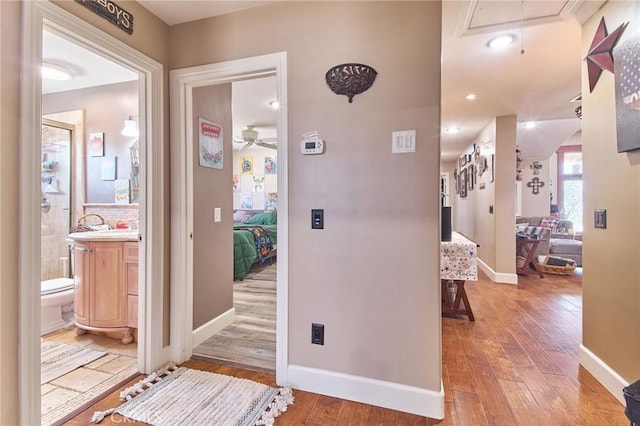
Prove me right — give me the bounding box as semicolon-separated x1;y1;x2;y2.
67;229;139;242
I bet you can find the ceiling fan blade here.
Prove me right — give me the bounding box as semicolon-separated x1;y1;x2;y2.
256;141;277;150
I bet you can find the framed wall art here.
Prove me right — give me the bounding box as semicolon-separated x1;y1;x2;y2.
89;132;104;157
459;167;467;198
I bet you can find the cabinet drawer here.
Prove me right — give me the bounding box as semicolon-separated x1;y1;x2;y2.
127;295;138;328
123;242;138;262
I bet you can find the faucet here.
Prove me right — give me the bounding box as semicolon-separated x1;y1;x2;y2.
41;196;51;213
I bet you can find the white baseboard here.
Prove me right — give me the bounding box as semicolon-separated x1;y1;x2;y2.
477;258;518;284
286;364;444;419
191;308;235;348
579;344;628;405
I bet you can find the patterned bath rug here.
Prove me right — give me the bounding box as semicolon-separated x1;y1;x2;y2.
91;364;294;425
41;339;107;384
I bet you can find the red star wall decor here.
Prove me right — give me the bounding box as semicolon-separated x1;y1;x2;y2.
586;17;628;93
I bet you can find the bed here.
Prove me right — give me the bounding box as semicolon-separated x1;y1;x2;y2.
233;210;277;280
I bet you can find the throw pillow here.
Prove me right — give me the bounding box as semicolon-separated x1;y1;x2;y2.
233;210;254;223
540;218;560;233
245;211;276;225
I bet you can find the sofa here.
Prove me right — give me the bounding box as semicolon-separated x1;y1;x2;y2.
516;216;582;267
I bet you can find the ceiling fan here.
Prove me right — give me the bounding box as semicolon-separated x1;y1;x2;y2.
233;125;277;150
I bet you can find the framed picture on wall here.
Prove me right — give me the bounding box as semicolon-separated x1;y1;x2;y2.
459;167;467;198
458;155;467;169
89;132;104;157
467;165;474;191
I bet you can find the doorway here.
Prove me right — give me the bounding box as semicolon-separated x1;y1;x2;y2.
20;2;165;424
192;76;279;371
170;52;289;379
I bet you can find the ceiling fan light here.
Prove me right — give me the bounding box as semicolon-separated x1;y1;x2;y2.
487;35;515;50
241;126;259;143
41;61;74;80
121;116;139;137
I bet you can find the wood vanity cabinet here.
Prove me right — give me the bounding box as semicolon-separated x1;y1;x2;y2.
73;240;138;344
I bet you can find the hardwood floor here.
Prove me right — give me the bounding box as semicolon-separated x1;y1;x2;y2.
192;262;276;372
65;267;630;425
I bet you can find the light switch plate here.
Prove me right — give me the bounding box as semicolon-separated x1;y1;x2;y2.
594;209;606;229
214;207;221;222
392;130;416;153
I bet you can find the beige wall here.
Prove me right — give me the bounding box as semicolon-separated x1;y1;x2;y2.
171;1;443;391
0;2;21;424
452;116;516;277
519;158;551;218
43;81;139;203
581;1;640;382
192;85;234;329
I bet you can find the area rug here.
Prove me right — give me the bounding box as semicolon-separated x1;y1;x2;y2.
41;339;107;384
91;364;294;425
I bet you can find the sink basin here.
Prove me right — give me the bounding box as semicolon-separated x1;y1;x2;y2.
68;228;138;241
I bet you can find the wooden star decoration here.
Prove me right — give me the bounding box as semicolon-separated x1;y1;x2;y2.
586;17;628;93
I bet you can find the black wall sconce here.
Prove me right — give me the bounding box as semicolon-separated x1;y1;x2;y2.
325;63;377;103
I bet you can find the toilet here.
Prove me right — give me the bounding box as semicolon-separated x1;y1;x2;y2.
41;277;74;336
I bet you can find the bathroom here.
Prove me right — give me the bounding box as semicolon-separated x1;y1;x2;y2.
39;30;143;425
39;26;141;336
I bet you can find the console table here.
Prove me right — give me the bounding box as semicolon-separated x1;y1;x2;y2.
441;232;478;321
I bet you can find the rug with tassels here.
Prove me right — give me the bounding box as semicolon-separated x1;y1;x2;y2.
91;364;294;425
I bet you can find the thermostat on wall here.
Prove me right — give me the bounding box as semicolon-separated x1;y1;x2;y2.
301;138;324;155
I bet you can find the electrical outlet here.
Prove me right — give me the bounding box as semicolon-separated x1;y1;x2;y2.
311;323;324;345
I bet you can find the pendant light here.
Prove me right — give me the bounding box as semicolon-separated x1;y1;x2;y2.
121;116;139;138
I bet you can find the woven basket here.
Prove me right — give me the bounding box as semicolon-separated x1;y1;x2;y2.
539;259;577;275
70;213;106;233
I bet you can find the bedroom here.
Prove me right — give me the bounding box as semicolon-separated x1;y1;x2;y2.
192;75;278;372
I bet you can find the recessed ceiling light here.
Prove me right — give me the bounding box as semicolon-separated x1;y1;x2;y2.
41;61;75;80
445;127;461;134
523;121;536;129
269;100;280;109
465;93;477;101
487;35;515;50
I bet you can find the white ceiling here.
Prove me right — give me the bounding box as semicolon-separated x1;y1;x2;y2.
43;0;606;161
42;30;137;95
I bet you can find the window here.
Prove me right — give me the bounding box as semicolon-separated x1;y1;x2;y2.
556;145;583;232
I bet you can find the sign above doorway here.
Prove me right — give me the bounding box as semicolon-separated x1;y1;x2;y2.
74;0;134;35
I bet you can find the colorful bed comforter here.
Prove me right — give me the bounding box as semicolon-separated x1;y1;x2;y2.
233;224;276;280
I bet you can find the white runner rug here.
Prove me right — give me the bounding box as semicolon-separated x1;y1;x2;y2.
41;339;107;384
92;364;294;425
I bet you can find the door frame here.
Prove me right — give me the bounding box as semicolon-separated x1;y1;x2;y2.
169;52;289;381
20;2;166;423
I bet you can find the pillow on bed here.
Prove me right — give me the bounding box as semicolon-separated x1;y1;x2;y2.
233;210;255;223
245;210;276;225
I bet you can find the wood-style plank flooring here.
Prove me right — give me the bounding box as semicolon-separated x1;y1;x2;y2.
192;262;276;372
65;267;630;425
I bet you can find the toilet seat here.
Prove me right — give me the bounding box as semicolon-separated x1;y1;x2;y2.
41;278;74;296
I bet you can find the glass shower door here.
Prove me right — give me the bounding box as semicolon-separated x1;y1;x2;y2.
41;122;72;280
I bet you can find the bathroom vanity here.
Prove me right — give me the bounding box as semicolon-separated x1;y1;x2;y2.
68;230;138;344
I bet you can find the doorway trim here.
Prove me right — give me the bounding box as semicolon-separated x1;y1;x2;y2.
169;52;288;381
20;2;165;423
